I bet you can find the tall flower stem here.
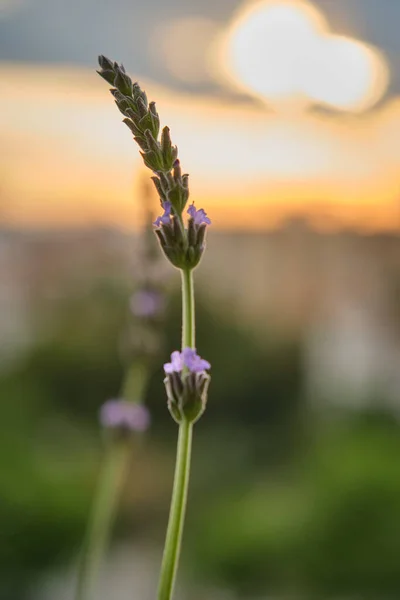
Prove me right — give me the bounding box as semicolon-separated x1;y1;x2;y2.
181;268;195;350
76;438;131;600
157;268;195;600
76;364;147;600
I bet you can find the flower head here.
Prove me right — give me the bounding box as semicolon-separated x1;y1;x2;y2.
164;348;211;375
100;399;150;432
187;204;211;226
153;201;172;227
130;289;164;318
163;349;211;423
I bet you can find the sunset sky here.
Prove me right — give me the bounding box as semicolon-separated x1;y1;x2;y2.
1;0;400;231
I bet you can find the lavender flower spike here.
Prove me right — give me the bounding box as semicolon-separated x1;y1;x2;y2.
153;200;172;227
100;399;150;432
187;204;211;226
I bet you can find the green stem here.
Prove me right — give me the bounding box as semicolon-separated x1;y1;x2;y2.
157;268;195;600
181;268;195;350
157;418;193;600
76;439;131;600
76;363;148;600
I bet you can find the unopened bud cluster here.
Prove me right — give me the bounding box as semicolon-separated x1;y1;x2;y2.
97;55;171;172
97;56;211;271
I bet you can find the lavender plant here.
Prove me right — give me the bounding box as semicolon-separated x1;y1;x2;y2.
95;55;212;600
76;189;168;600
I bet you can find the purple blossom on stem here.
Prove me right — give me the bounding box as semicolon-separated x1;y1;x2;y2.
164;350;183;374
164;348;211;374
182;348;211;372
187;204;211;226
100;399;150;432
130;289;164;318
153;201;172;227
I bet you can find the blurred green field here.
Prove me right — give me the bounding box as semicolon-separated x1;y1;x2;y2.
1;225;400;600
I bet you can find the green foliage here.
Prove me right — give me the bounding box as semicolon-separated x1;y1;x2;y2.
3;275;399;599
187;416;400;599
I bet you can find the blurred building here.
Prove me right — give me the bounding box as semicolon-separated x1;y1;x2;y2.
1;220;399;410
0;227;135;368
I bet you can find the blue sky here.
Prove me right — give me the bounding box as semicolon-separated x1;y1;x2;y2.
1;0;399;95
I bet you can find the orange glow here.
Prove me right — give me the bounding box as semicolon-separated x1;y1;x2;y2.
1;63;399;232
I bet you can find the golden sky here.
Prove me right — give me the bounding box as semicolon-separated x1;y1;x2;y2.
1;1;400;232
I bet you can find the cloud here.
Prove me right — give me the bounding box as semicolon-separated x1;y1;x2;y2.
218;0;389;112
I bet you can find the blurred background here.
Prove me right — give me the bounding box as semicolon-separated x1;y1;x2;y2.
1;0;400;598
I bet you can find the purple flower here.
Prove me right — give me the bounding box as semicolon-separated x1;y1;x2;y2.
100;399;150;432
164;350;183;374
187;204;211;225
164;348;211;374
153;201;172;227
182;347;211;372
130;289;164;318
187;204;211;226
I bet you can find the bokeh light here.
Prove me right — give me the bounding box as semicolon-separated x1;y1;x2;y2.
303;35;389;111
218;0;389;112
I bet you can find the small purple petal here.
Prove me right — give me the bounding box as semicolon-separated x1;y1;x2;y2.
100;400;150;432
153;201;172;227
196;209;211;225
171;350;183;370
187;204;211;226
182;347;211;373
164;349;211;375
187;204;196;219
130;289;164;318
164;350;184;374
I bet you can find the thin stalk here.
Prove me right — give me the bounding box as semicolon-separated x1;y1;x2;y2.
181;268;195;350
76;439;131;600
157;418;193;600
76;363;148;600
157;268;195;600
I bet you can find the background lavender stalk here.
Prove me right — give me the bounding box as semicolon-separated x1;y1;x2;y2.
96;56;211;600
75;366;146;600
76;188;167;600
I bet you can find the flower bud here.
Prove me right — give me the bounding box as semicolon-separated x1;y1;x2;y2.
184;206;211;268
114;69;133;96
96;69;115;85
163;349;211;424
160;126;178;172
154;219;188;269
98;55;114;71
136;96;148;119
